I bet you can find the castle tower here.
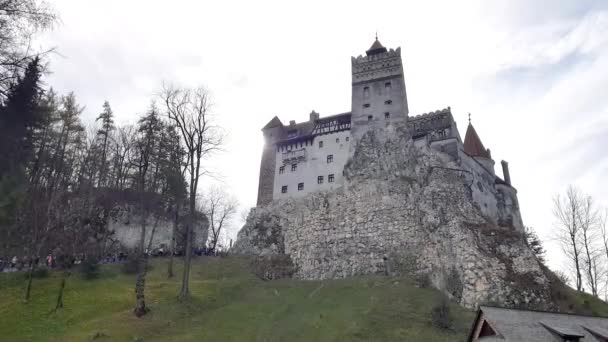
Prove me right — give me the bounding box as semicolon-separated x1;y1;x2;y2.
257;116;284;206
350;37;409;141
463;120;495;176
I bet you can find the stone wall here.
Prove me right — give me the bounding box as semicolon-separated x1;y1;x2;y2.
234;124;549;309
109;205;209;251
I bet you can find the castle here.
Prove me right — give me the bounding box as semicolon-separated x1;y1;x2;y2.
256;38;523;232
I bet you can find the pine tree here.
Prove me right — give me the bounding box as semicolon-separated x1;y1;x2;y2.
0;57;43;235
95;101;115;187
0;57;43;174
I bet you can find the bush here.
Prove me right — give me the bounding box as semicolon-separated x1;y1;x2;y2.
445;267;463;300
250;255;296;280
24;267;49;279
431;298;453;330
387;251;418;276
121;256;140;275
80;258;100;279
31;267;49;279
415;273;432;288
121;255;153;275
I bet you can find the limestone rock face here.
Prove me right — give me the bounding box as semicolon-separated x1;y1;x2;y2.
234;125;549;308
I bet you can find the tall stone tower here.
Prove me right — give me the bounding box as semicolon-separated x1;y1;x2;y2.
350;37;409;141
257;116;284;206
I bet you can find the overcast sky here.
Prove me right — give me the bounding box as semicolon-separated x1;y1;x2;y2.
39;0;608;272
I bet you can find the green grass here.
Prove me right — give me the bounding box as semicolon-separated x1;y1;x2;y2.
0;257;475;341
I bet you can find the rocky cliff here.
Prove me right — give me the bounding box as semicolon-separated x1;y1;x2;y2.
234;125;550;308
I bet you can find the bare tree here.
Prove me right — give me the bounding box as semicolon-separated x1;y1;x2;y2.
161;84;223;300
553;186;584;291
130;104;161;317
0;0;57;99
202;186;237;253
579;195;602;296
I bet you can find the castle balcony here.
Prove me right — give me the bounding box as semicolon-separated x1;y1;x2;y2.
282;149;307;163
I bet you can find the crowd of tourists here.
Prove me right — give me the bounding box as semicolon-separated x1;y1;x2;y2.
0;246;225;273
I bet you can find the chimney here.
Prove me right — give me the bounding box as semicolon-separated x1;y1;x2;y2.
289;120;296;126
501;160;511;185
309;110;319;122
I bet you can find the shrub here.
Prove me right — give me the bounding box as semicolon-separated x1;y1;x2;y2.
431;298;453;330
387;252;419;276
31;267;49;279
121;255;153;275
445;267;463;300
250;255;296;280
415;273;432;288
121;256;140;275
80;258;100;279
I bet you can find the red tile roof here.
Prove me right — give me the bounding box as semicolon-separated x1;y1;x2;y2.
464;122;491;158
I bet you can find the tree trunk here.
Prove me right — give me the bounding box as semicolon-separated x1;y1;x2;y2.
133;254;149;317
24;260;35;302
134;206;149;317
55;271;69;310
178;220;192;300
583;234;597;296
168;203;179;279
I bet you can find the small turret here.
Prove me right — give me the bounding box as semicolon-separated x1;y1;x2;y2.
366;36;388;55
463;118;495;175
257;116;284;206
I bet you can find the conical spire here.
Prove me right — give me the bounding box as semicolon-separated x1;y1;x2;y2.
262;116;283;130
366;35;387;56
463;118;491;159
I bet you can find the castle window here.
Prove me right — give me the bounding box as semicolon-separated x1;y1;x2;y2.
291;163;297;171
319;141;323;148
327;155;333;163
328;174;335;183
317;176;324;184
385;82;392;90
279;166;285;174
281;186;287;193
363;86;370;97
346;137;349;142
385;100;392;105
385;112;390;119
336;138;339;143
363;103;370;108
368;115;373;121
298;183;304;191
287;129;298;138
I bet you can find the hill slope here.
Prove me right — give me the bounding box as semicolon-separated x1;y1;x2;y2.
0;257;475;341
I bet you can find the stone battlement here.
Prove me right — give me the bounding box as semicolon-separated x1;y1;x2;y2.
408;106;452;121
351;47;402;64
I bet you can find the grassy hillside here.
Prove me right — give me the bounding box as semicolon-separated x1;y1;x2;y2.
0;257;475;341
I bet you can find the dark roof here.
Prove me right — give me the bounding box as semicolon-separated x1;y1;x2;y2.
262;116;283;130
275;112;352;145
464;122;491;159
366;38;388;55
468;306;608;342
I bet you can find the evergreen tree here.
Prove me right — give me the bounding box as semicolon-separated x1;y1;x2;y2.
95;101;115;187
0;57;43;174
0;57;43;233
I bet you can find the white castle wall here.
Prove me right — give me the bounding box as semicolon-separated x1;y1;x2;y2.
108;206;209;251
273;130;351;199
